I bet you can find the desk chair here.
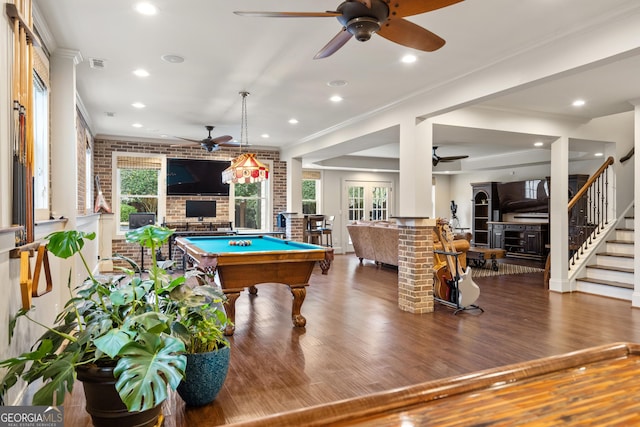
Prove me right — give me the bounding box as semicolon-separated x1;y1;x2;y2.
321;215;334;247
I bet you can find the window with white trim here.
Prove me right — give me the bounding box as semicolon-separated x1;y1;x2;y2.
230;160;273;231
112;153;165;233
33;73;49;216
302;170;321;215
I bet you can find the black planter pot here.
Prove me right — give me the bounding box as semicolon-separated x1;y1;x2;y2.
76;364;162;427
177;345;230;407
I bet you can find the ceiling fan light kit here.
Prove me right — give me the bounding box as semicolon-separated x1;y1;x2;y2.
222;91;270;184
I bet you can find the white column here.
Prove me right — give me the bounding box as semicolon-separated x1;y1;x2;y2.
549;136;570;292
630;101;640;307
398;117;432;217
50;48;82;228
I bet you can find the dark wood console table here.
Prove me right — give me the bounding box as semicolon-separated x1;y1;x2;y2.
489;221;548;261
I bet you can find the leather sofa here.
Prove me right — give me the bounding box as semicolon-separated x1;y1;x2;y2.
346;220;470;268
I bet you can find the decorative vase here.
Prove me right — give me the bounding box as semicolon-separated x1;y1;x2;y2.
76;364;162;427
177;345;231;406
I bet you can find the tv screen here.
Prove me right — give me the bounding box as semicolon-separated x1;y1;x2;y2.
497;179;549;214
167;158;230;196
186;200;216;218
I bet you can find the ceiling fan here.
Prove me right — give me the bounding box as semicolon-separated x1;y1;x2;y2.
432;146;468;166
234;0;464;59
172;126;236;152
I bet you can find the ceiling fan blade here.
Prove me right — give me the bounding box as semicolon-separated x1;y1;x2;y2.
388;0;464;18
377;18;445;52
440;155;469;162
210;135;234;145
314;28;353;59
233;11;340;18
174;136;202;143
219;140;242;147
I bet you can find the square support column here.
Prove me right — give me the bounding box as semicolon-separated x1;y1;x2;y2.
396;217;437;313
281;212;305;243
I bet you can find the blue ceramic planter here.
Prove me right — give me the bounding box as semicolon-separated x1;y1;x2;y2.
177;346;231;406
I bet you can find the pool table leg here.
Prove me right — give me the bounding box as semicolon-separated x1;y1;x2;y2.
223;291;240;336
290;286;307;328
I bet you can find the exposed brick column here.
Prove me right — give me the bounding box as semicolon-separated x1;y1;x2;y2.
396;218;437;313
282;212;304;242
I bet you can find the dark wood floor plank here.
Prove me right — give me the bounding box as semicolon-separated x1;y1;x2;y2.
63;254;640;426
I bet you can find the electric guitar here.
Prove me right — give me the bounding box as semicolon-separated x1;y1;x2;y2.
94;175;112;213
435;220;480;307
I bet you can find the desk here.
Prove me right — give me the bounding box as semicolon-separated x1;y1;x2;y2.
175;235;334;335
228;342;640;426
467;246;506;271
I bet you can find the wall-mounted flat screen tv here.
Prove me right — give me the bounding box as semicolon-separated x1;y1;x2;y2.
497;178;549;214
186;200;216;219
167;158;230;196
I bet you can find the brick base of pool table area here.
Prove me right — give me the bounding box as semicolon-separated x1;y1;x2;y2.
174;235;334;335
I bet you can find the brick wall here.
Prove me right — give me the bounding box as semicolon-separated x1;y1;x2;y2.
93;138;286;268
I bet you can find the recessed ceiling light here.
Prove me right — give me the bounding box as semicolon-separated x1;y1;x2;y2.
131;102;146;109
327;80;347;87
161;54;184;64
133;69;150;77
135;2;157;15
330;95;343;103
401;54;417;63
534;141;544;147
261;134;270;139
132;123;143;128
572;99;586;107
288;118;299;124
595;152;604;157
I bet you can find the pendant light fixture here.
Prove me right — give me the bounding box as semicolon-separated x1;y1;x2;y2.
222;91;269;184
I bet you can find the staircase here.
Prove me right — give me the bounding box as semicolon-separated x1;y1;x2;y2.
575;215;635;300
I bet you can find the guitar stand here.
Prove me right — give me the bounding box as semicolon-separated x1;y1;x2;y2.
433;249;484;315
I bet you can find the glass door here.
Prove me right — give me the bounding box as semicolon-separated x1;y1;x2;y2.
344;180;393;251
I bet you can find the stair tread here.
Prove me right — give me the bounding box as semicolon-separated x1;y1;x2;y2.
606;239;634;244
586;264;634;273
597;252;634;259
616;227;634;231
577;277;634;289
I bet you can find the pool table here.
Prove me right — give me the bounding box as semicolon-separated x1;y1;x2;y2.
174;235;334;335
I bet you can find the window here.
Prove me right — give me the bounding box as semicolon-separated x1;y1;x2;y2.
302;170;321;214
113;153;164;233
231;160;272;231
33;73;49;218
85;131;93;212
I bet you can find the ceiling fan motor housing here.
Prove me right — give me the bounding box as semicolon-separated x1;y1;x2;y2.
338;0;389;41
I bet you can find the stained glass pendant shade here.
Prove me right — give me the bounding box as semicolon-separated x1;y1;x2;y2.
222;91;269;184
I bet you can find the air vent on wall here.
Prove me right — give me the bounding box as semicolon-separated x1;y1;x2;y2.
89;58;106;69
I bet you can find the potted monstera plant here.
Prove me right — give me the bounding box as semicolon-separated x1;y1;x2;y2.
0;225;227;426
168;272;231;406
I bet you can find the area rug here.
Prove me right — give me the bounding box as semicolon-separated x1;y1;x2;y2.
470;263;544;278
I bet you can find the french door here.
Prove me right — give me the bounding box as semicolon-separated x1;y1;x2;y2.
344;180;393;251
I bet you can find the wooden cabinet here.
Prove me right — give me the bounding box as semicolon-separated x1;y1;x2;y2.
489;222;548;260
471;182;499;248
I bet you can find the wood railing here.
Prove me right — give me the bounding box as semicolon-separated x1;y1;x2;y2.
568;156;614;268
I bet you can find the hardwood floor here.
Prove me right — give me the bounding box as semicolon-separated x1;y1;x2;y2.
63;255;640;426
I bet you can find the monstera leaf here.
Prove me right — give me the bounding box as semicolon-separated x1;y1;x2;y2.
114;333;186;412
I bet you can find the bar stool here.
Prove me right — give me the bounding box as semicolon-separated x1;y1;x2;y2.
306;215;324;245
321;215;334;247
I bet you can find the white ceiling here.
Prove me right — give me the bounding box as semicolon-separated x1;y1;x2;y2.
32;0;640;170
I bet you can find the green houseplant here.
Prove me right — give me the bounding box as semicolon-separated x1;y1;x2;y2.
0;225;229;424
168;272;231;406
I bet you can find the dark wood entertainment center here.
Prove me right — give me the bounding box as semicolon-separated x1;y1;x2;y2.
471;175;588;262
